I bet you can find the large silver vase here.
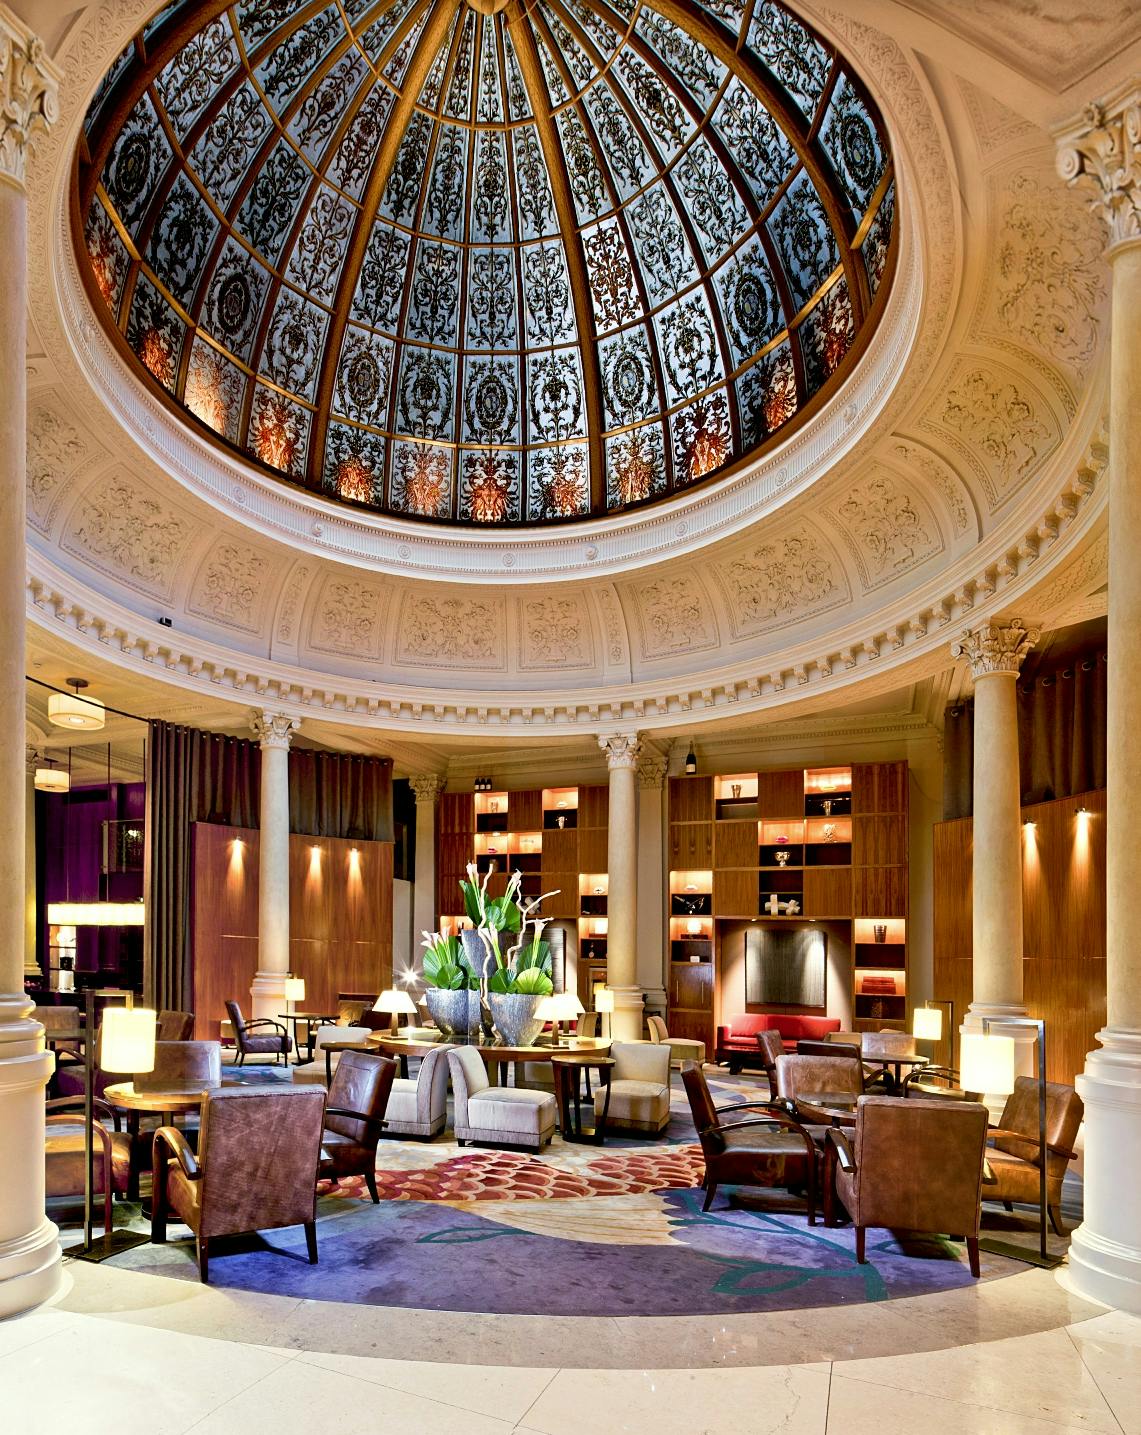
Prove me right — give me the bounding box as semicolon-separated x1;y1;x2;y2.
424;987;481;1039
461;928;497;1039
488;992;545;1047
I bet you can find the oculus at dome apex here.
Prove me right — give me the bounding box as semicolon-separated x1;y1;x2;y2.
77;0;896;526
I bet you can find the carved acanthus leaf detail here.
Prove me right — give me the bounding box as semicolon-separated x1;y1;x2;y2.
634;576;714;658
1056;87;1141;252
522;594;589;667
951;620;1039;676
249;709;299;748
409;774;445;803
0;14;60;186
600;733;642;770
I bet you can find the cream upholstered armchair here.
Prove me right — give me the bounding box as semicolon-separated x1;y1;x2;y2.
646;1015;705;1067
384;1043;452;1138
447;1046;556;1153
598;1041;671;1134
292;1025;372;1085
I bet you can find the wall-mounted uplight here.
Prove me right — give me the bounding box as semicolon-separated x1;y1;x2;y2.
229;836;245;876
309;844;322;879
348;846;362;879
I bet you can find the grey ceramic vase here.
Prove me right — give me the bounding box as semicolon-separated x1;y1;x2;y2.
424;987;480;1039
487;992;545;1047
461;928;498;1039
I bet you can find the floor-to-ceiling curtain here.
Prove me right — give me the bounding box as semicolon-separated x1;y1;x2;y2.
941;653;1107;818
144;724;260;1011
289;749;394;841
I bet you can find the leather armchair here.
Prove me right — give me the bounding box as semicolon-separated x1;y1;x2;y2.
45;1096;132;1234
151;1085;327;1282
754;1029;784;1097
826;1095;989;1276
319;1052;396;1202
224;1000;289;1065
985;1076;1083;1236
775;1053;863;1135
681;1062;818;1219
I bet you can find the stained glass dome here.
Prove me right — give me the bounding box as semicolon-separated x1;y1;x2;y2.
77;0;896;525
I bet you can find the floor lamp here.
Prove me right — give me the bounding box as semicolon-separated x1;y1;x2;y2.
960;1015;1059;1269
912;998;955;1069
72;989;157;1261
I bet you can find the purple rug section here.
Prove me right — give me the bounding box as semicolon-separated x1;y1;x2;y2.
107;1187;997;1316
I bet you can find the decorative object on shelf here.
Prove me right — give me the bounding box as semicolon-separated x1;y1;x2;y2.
593;885;604;895
731;783;742;799
873;924;887;943
775;850;790;867
489;799;500;813
787;899;801;914
822;823;837;843
556;799;568;809
684;882;697;892
556;814;567;828
822;798;834;817
48;677;106;731
870;999;884;1018
684;745;697;776
763;894;802;916
776;834;788;845
686;918;703;935
678;895;703;914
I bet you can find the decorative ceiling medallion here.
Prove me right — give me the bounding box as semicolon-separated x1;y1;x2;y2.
76;0;895;528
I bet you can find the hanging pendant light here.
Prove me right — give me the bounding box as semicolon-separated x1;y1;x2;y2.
48;678;105;731
34;756;70;793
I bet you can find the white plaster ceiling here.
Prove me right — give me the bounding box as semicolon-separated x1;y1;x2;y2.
21;0;1125;740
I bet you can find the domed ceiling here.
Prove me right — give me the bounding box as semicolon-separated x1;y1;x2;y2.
77;0;895;526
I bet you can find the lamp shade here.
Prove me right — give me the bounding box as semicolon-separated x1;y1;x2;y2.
912;1006;943;1041
101;1007;157;1074
374;989;417;1015
284;977;306;1003
34;765;69;793
542;992;585;1022
960;1031;1016;1095
47;691;105;730
594;989;614;1013
46;901;145;927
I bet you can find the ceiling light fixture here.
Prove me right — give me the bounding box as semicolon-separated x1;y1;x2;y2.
48;678;105;731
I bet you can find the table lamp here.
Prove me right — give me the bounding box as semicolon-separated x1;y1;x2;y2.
374;988;418;1036
537;992;585;1047
594;987;614;1040
101;1006;157;1074
284;977;305;1015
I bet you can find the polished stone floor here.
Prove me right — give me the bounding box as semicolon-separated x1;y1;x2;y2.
2;1260;1135;1434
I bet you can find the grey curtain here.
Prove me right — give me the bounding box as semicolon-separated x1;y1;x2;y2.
941;653;1107;817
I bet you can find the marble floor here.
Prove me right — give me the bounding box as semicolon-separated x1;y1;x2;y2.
1;1253;1135;1433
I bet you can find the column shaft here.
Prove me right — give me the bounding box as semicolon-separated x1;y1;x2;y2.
971;671;1024;1007
601;735;641;1041
249;712;297;1018
0;10;61;1317
410;776;444;970
636;753;668;1017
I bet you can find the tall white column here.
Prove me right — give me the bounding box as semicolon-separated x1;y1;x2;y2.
599;734;642;1041
0;10;60;1317
636;750;668;1018
24;766;37;978
1057;87;1141;1313
248;710;298;1019
410;774;444;963
951;621;1038;1076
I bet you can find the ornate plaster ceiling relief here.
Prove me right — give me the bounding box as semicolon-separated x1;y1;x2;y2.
185;536;281;637
890;436;977;539
957;79;1035;158
27;394;105;535
822;467;943;591
393;591;508;671
623;571;720;662
709;522;849;641
58;469;196;604
306;573;391;662
517;591;598;671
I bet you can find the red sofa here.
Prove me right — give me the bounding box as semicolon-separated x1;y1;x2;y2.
717;1013;841;1071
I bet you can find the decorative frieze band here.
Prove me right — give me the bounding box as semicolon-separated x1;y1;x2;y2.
0;11;59;188
951;620;1040;677
1056;84;1141;253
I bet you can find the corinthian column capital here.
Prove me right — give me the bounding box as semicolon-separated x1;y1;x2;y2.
636;750;668;789
0;11;60;189
249;709;300;750
951;620;1039;678
1056;83;1141;254
599;732;642;770
409;773;445;803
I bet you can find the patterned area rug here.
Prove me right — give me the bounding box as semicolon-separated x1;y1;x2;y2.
105;1068;1028;1314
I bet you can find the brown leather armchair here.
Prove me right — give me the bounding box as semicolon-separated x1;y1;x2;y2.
319;1051;396;1203
682;1062;818;1220
985;1076;1083;1236
224;1000;289;1065
825;1095;990;1276
151;1085;327;1282
45;1097;132;1234
775;1052;863;1136
754;1029;784;1097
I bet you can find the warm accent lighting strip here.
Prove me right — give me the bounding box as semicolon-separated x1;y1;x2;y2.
46;901;145;926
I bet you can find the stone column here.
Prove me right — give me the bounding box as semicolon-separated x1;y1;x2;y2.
636;751;668;1019
410;774;444;965
24;765;38;978
1057;87;1141;1313
599;734;642;1041
0;10;60;1318
951;621;1038;1074
248;710;298;1019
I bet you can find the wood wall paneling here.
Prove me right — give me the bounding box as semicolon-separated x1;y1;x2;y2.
540;826;579;871
669;822;713;868
713;868;759;917
668;962;713;1050
579;784;609;828
852;814;907;867
510;789;542;831
758;769;804;819
191;825;393;1040
932;790;1106;1083
669;776;713;823
853;865;908;917
577;825;609;873
804;867;853;918
541;874;579;920
714;819;760;868
438;792;475;835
